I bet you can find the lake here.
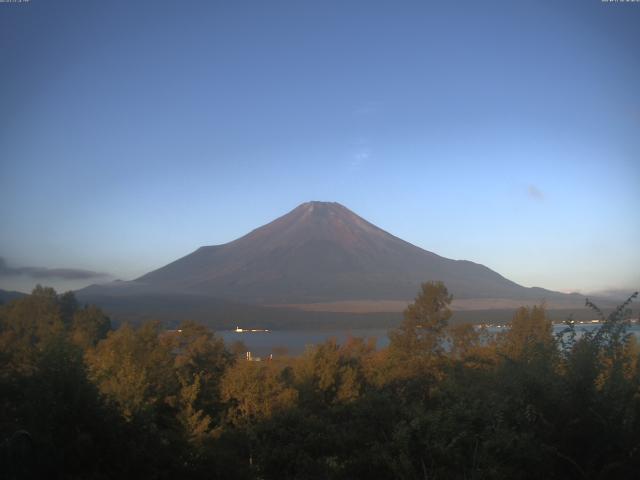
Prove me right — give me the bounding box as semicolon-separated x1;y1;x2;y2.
219;323;640;357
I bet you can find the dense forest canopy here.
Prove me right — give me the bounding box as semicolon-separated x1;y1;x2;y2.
1;283;638;479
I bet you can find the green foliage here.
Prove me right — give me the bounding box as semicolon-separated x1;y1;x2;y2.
498;304;556;363
0;285;65;374
2;285;639;479
172;320;230;413
70;304;111;349
0;290;130;479
447;323;481;359
386;281;453;385
389;281;452;357
221;359;298;425
86;321;174;419
176;372;214;444
295;338;370;406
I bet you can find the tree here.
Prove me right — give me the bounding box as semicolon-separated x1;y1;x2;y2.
295;338;371;406
0;285;64;374
221;360;298;425
86;321;175;420
58;290;79;329
447;323;481;360
70;304;111;349
176;372;214;444
498;304;555;363
169;320;231;440
388;281;452;362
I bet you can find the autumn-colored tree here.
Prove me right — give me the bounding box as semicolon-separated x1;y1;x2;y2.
0;285;65;374
70;304;111;349
3;284;639;479
389;281;452;356
447;323;479;359
86;321;175;419
498;304;556;363
175;372;214;444
294;337;374;406
221;360;298;425
168;321;231;442
386;281;453;383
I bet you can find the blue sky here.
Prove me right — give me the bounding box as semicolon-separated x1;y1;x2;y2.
1;0;638;294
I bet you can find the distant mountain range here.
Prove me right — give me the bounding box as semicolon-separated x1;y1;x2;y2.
0;289;26;305
76;202;591;327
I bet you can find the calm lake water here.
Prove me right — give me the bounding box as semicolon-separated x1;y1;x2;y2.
219;323;640;357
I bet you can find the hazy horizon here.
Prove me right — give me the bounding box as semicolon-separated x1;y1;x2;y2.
1;1;639;295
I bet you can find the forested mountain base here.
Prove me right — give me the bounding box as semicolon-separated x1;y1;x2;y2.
1;283;639;479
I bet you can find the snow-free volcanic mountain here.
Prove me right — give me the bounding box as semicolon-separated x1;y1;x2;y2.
81;202;577;310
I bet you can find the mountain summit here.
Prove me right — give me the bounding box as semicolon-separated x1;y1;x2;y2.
86;201;569;306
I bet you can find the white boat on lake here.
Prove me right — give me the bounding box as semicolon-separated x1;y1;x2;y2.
234;326;270;333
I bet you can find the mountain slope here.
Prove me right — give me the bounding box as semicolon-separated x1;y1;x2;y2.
85;201;575;305
0;288;27;304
